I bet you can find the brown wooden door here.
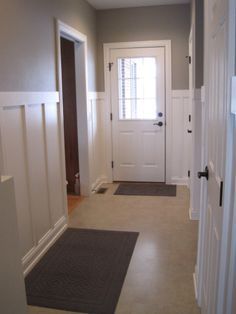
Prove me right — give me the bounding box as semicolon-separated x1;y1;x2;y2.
61;37;80;194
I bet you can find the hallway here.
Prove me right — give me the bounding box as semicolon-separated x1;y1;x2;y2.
29;185;200;314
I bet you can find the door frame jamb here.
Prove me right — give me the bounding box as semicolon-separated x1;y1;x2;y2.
56;20;91;196
103;40;172;183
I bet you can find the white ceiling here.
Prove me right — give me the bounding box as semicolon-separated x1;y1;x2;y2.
87;0;190;10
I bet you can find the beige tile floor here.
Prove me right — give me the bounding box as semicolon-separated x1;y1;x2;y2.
29;184;201;314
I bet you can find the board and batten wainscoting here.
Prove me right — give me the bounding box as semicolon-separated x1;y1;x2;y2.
88;92;107;191
0;176;28;314
0;92;109;274
189;89;202;220
0;90;191;277
0;92;67;275
95;90;191;188
171;90;190;186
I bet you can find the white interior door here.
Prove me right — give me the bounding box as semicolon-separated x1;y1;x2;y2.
110;47;165;182
200;0;228;313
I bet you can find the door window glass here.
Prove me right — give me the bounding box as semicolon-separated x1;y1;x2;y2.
118;57;157;120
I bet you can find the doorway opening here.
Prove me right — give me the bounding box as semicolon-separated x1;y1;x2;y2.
60;37;81;213
57;21;91;214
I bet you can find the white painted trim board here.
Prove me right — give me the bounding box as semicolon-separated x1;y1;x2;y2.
0;92;59;107
56;20;91;196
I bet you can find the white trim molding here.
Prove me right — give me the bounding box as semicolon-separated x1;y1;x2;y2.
189;207;200;220
23;219;67;275
0;176;28;313
0;92;59;107
172;90;189;98
171;177;189;186
91;175;108;193
87;92;108;192
193;272;198;300
88;92;105;101
58;23;107;196
189;88;202;221
171;90;190;186
0;91;67;274
56;20;91;196
103;40;172;184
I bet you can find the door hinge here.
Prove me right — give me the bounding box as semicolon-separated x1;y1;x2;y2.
219;181;224;207
110;113;113;121
111;161;114;169
186;55;191;64
108;62;114;72
188;170;190;178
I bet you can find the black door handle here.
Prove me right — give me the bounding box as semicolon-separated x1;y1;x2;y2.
198;166;209;180
153;122;163;127
187;129;192;133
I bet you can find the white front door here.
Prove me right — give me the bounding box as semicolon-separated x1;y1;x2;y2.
200;0;229;313
110;47;165;182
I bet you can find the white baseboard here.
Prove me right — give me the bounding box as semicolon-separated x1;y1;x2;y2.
189;207;200;220
170;177;188;186
22;217;67;276
91;175;108;192
88;92;105;101
193;272;198;300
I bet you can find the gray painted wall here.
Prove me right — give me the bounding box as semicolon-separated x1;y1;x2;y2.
97;4;191;91
0;0;97;91
191;0;204;88
195;0;204;88
0;2;192;92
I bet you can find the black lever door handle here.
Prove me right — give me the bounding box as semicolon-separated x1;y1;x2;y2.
153;122;163;127
198;166;209;180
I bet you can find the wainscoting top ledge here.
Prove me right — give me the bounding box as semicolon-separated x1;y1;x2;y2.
0;92;59;107
172;89;189;98
88;92;105;100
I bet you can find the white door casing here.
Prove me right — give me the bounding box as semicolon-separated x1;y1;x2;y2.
103;41;172;184
189;20;202;220
110;47;165;182
188;27;194;189
56;20;91;196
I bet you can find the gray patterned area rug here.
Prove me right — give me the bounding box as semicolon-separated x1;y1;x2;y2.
114;182;177;197
25;228;138;314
